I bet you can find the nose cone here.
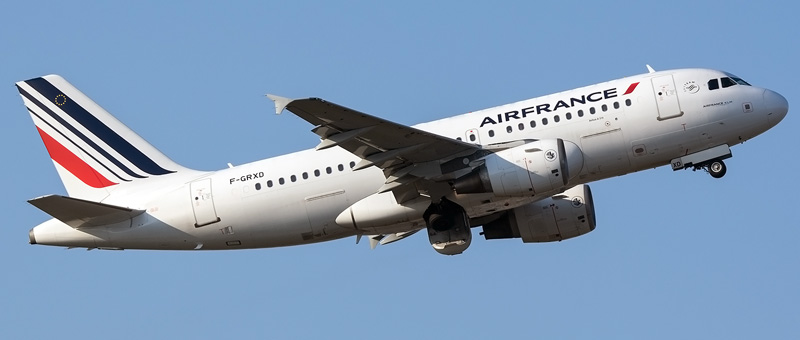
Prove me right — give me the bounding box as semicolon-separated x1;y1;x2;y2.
764;89;789;125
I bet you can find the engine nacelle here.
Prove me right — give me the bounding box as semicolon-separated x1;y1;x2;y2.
454;139;584;197
481;184;596;242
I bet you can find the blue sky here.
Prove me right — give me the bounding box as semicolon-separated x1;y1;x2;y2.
1;1;798;339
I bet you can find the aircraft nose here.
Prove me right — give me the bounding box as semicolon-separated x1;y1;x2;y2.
763;89;788;125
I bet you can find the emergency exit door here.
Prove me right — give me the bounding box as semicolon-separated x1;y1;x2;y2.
465;129;481;144
651;75;683;120
190;178;221;227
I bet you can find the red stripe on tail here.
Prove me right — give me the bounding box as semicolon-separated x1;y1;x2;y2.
623;82;640;95
36;127;117;188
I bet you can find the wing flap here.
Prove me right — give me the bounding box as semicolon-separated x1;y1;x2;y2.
29;194;144;229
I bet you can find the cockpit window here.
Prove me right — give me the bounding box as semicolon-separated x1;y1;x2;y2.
708;79;719;90
721;77;737;88
708;75;751;91
731;77;751;86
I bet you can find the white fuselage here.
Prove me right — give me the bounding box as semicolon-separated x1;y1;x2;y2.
29;68;787;250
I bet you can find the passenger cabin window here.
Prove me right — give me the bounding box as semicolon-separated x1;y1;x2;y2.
708;79;719;90
350;161;355;168
488;130;495;137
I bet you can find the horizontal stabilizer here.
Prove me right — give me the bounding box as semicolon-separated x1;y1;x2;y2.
28;195;144;229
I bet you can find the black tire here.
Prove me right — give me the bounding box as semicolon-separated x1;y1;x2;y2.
708;160;726;178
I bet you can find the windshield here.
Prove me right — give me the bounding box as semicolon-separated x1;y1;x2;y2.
708;75;751;91
731;77;751;86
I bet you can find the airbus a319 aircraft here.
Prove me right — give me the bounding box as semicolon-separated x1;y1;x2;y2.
17;66;788;255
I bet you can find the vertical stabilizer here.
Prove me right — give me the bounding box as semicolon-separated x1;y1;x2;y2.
16;75;188;201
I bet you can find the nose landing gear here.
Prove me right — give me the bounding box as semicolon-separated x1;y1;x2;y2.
692;159;726;178
670;144;732;179
706;159;727;178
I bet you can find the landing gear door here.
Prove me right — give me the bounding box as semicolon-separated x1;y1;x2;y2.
465;129;481;145
652;75;683;120
190;178;221;227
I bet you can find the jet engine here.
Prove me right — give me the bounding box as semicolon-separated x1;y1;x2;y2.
481;184;596;242
453;139;584;198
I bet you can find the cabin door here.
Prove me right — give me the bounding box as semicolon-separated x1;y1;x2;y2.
651;75;683;120
190;178;221;227
465;129;481;144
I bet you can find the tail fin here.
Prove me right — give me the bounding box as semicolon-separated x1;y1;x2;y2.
16;75;188;201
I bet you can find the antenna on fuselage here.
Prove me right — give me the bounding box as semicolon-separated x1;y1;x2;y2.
646;64;656;73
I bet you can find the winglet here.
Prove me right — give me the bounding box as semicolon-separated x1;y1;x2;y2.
646;64;656;73
266;94;293;114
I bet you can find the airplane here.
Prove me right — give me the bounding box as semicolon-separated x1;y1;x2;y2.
17;66;788;255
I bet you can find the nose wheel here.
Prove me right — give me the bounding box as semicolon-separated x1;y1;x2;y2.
707;160;727;178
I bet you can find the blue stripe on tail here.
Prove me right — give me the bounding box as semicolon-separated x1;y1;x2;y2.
24;78;174;176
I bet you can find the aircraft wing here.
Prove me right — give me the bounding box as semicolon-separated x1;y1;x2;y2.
268;95;487;200
29;194;145;229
